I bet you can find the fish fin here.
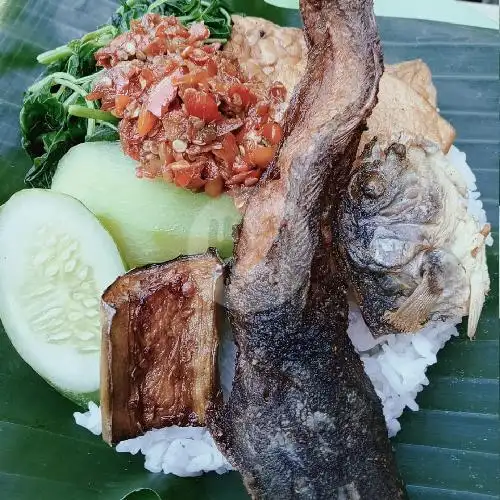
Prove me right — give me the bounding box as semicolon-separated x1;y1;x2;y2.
467;274;486;340
384;274;438;333
467;225;490;339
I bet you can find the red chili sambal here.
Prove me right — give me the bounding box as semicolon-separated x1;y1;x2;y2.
87;14;286;196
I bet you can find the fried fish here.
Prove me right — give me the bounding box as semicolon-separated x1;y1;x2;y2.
210;0;407;497
340;136;490;338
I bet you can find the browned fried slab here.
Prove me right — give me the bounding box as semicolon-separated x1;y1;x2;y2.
387;59;437;107
101;252;223;445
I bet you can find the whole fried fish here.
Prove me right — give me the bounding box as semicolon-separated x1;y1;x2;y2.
340;136;490;338
210;0;407;498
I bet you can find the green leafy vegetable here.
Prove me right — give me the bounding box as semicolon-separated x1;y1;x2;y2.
20;72;116;187
20;0;233;188
112;0;232;41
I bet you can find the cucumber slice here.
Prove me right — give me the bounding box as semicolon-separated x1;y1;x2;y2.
51;142;242;269
0;189;125;406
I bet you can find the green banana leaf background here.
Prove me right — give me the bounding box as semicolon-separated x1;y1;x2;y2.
0;1;498;498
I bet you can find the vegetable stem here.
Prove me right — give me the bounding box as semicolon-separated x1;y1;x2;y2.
68;105;119;124
97;121;119;131
219;7;231;26
205;38;227;44
81;25;116;43
147;0;171;13
63;92;80;107
53;78;89;98
28;72;77;93
75;70;103;85
36;45;73;65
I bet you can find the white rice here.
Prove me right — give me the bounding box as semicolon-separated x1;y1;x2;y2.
74;146;490;476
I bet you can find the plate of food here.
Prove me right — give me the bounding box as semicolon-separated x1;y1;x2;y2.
0;0;498;499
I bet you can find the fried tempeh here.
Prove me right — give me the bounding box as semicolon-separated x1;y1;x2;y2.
101;251;223;444
225;15;455;153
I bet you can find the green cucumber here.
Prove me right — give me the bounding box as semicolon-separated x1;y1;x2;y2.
0;189;125;406
51;142;242;269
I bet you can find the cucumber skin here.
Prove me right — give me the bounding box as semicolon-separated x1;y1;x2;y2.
43;370;99;407
62;389;99;408
0;189;125;410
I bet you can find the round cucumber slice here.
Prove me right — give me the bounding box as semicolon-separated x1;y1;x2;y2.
0;189;125;406
51;142;242;269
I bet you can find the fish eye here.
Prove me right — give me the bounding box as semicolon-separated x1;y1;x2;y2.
361;174;385;198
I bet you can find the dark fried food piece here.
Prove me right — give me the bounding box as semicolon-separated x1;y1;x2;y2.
210;0;408;498
340;137;490;338
101;251;223;444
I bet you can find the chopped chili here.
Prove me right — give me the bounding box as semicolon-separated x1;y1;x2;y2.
87;14;286;195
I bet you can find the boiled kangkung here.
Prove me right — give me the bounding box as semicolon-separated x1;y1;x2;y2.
209;0;407;498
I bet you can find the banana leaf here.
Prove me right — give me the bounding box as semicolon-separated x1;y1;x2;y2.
0;1;498;498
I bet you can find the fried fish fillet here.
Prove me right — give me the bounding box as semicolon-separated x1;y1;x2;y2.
224;15;455;152
211;0;407;498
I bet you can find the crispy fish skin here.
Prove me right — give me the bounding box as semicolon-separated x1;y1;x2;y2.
340;137;490;338
210;1;407;498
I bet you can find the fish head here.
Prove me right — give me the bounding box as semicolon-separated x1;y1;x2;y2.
347;138;409;219
341;137;489;338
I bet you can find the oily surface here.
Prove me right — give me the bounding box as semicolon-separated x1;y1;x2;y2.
101;253;222;444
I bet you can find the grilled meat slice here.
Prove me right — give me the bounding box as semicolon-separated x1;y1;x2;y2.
101;252;223;444
210;0;407;498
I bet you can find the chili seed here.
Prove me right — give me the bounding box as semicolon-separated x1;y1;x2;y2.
173;139;188;153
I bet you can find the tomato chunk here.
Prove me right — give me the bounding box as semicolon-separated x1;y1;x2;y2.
137;109;157;137
213;133;239;165
247;146;276;168
172;70;210;87
183;89;220;122
260;122;283;145
114;95;130;117
228;85;257;108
